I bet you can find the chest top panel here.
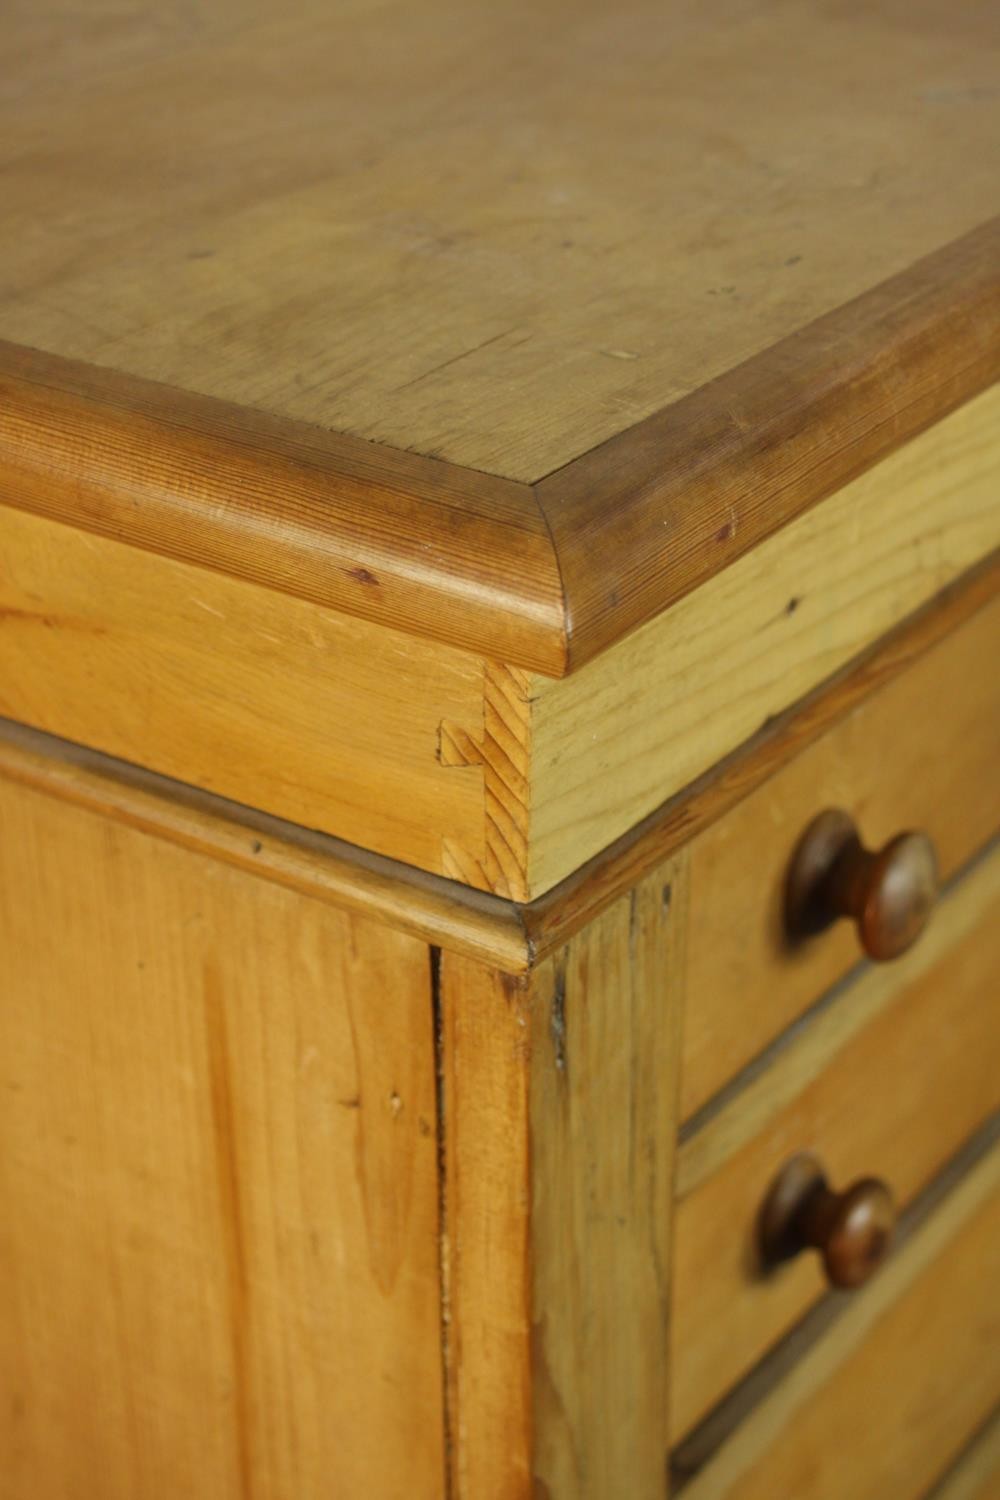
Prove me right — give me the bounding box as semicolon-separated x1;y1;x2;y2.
1;0;998;675
5;0;999;480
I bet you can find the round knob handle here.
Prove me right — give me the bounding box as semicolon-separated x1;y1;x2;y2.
785;809;938;961
758;1153;895;1289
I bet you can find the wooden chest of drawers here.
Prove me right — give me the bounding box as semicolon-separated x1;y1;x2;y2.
1;3;998;1496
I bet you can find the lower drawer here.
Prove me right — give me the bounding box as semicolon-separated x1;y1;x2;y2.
671;842;1000;1439
929;1411;1000;1500
673;1132;1000;1500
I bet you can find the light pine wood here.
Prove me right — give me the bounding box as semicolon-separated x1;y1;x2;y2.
2;11;999;673
523;557;998;956
3;3;998;483
0;503;500;888
929;1412;1000;1500
5;396;996;901
0;715;528;972
0;778;444;1498
0;343;563;673
681;589;1000;1120
437;957;534;1499
439;661;534;897
676;849;1000;1199
528;389;1000;895
3;227;997;680
677;1140;1000;1500
528;864;687;1500
440;859;687;1498
535;222;1000;668
0;558;994;960
670;846;1000;1439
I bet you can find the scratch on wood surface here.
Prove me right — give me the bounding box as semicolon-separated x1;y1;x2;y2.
191;596;226;619
393;328;523;392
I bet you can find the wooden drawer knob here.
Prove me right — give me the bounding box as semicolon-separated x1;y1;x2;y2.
785;808;938;961
759;1153;895;1289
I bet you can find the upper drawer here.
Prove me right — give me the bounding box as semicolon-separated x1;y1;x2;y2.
670;842;1000;1440
680;589;1000;1123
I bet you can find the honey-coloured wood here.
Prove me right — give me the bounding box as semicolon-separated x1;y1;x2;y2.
1;8;997;1488
535;221;1000;669
2;6;1000;672
0;714;529;972
436;957;534;1500
6;3;998;483
758;1156;895;1290
2;388;996;899
0;503;498;889
527;388;1000;896
0;554;994;972
523;558;999;959
0;343;563;673
679;577;1000;1122
677;1138;1000;1500
671;844;1000;1439
929;1411;1000;1500
0;776;445;1500
440;859;688;1499
7;406;994;904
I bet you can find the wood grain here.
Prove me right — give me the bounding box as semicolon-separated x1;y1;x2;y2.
538;220;1000;668
440;860;687;1498
0;503;498;887
437;957;534;1500
0;776;445;1499
11;416;996;905
528;864;687;1499
528;390;1000;895
676;849;999;1198
3;3;998;482
677;1140;1000;1500
0;343;564;673
681;588;1000;1120
1;554;993;970
523;554;998;957
1;558;991;972
0;714;529;972
671;845;1000;1439
2;3;999;671
439;661;534;898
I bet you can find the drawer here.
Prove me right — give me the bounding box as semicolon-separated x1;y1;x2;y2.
929;1412;1000;1500
670;842;1000;1439
673;1131;1000;1500
681;591;1000;1122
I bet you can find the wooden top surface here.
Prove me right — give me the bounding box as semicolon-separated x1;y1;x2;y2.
2;0;999;672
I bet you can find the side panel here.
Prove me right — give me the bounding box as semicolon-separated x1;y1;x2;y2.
0;778;445;1498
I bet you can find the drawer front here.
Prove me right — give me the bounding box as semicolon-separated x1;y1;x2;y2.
671;843;1000;1439
929;1412;1000;1500
674;1135;1000;1500
681;591;1000;1122
0;774;445;1500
